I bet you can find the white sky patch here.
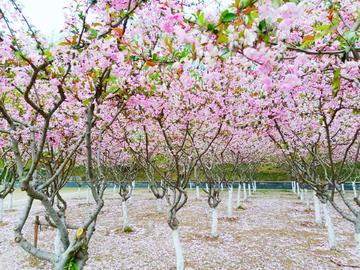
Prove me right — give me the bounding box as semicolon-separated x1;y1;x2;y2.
19;0;73;38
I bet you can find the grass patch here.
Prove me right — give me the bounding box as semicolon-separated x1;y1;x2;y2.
237;205;243;209
123;226;132;233
258;190;268;195
279;190;291;192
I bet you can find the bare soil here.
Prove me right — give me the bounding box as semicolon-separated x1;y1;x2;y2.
0;189;358;269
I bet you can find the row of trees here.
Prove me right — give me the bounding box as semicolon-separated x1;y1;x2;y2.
1;0;360;269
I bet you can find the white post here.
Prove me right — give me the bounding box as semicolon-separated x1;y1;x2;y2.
87;187;90;203
353;181;357;198
305;189;310;210
78;187;81;199
237;182;241;207
122;200;128;229
297;183;300;197
248;182;251;197
243;182;247;201
9;192;13;210
313;192;322;226
212;207;218;237
157;198;162;214
323;202;338;250
113;184;116;199
172;229;184;270
0;198;3;222
196;184;200;200
228;185;233;219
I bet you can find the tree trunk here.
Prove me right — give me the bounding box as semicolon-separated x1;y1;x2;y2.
322;202;338;250
305;189;310;210
221;183;223;191
341;184;345;192
0;198;3;222
9;192;13;210
243;183;247;201
237;183;241;207
355;217;360;265
313;192;322;226
353;181;357;198
297;183;300;197
129;194;133;205
254;181;256;192
157;198;162;214
122;200;128;229
113;185;116;199
292;181;295;193
228;186;233;219
206;183;209;193
300;189;304;203
172;228;184;270
196;184;200;200
78;187;81;199
54;215;65;255
248;182;251;197
189;180;192;190
87;187;90;203
132;181;135;195
212;207;218;237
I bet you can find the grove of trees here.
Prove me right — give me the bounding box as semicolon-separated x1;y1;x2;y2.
1;0;360;269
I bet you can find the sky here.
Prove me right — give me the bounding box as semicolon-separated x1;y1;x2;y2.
19;0;73;38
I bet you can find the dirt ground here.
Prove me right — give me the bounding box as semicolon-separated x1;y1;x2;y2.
0;188;359;269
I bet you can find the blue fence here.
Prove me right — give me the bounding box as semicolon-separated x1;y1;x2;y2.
13;181;358;190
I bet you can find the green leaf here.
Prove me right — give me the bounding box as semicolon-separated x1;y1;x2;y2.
221;47;230;54
222;13;237;22
213;28;219;35
217;34;229;43
345;46;351;53
353;110;360;116
331;68;341;98
91;29;97;38
271;0;281;9
259;21;265;31
314;25;330;31
207;23;215;31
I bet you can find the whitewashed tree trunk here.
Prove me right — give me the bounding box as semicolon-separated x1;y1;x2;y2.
172;229;184;270
322;202;338;250
189;180;192;190
206;183;209;193
122;200;128;229
305;189;310;210
254;181;256;192
157;198;162;214
237;183;241;207
297;183;300;197
300;189;304;203
353;182;357;198
313;192;322;226
341;184;345;192
0;198;3;222
87;187;90;203
221;183;223;191
78;187;81;199
113;185;116;199
132;181;135;195
54;215;66;255
292;182;295;193
248;183;251;197
228;186;233;219
243;183;247;201
9;192;13;210
129;194;133;205
355;231;360;265
212;207;218;237
196;185;200;200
